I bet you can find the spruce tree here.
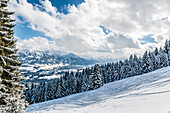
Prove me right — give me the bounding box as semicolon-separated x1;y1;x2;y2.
0;0;28;112
70;73;77;94
142;51;152;73
80;70;89;92
164;39;170;65
89;64;103;90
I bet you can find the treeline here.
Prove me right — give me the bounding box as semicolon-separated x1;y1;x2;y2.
25;39;170;104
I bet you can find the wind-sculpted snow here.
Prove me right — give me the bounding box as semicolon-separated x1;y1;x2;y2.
26;66;170;113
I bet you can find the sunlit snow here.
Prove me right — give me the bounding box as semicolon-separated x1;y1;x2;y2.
26;66;170;113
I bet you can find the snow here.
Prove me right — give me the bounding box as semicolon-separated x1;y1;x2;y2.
26;66;170;113
0;55;6;65
0;66;2;72
20;63;69;72
38;63;68;70
38;74;61;80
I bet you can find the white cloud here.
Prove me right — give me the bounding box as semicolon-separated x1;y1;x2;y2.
39;0;58;16
9;0;170;59
17;37;57;51
106;33;139;49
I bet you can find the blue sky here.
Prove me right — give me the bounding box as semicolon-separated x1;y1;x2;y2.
139;34;158;45
9;0;170;59
14;0;84;40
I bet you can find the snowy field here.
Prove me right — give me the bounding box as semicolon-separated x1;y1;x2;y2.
26;66;170;113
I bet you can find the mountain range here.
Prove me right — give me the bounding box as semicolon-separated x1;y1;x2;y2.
19;50;97;82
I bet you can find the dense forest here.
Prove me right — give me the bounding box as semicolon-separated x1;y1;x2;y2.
25;39;170;104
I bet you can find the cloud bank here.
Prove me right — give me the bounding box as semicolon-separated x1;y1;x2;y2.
9;0;170;59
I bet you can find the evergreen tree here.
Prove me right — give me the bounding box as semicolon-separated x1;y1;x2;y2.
154;47;159;56
113;62;119;80
70;72;77;94
159;47;168;68
25;83;31;104
75;71;82;93
148;51;154;71
133;54;142;75
106;67;112;82
30;83;37;104
153;48;160;69
64;72;71;95
80;70;89;92
164;39;170;65
50;80;58;100
56;79;62;98
89;64;103;90
34;83;42;103
46;81;53;100
0;0;28;112
129;55;135;76
59;77;66;97
142;51;152;73
118;61;123;80
100;65;107;83
148;52;156;70
121;59;131;78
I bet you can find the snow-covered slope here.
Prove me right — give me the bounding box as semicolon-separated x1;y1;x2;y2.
26;66;170;113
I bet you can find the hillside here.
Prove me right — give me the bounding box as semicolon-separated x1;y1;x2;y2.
26;66;170;113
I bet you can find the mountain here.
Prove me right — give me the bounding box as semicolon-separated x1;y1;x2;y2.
19;50;96;82
26;66;170;113
19;50;96;65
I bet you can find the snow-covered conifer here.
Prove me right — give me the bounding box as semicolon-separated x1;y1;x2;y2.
0;0;28;112
164;39;170;65
159;47;169;68
80;70;89;92
142;51;152;73
89;64;103;90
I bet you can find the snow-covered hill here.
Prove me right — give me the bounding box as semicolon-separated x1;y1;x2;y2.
26;66;170;113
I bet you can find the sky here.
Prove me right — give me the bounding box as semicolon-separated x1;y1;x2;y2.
8;0;170;59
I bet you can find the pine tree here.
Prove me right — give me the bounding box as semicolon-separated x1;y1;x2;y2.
133;54;141;75
164;39;170;65
59;77;66;97
64;72;70;95
101;66;107;84
159;47;168;68
75;71;82;93
42;82;48;101
80;70;89;92
142;51;152;73
121;59;131;78
129;55;135;76
148;52;156;70
113;62;119;80
153;48;160;69
34;83;42;103
30;83;36;104
70;72;77;94
0;0;28;112
148;51;154;71
56;79;62;98
106;67;112;82
89;64;103;90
